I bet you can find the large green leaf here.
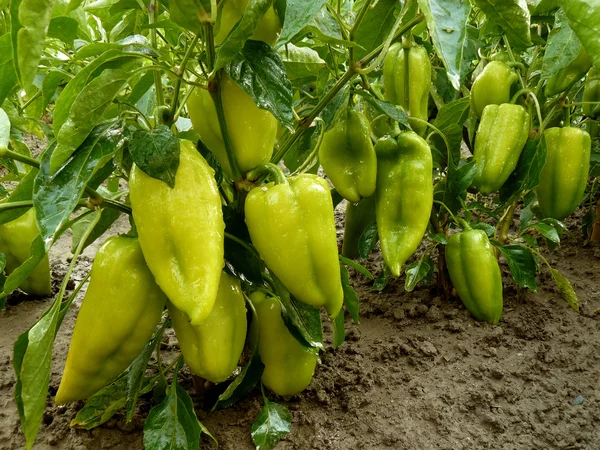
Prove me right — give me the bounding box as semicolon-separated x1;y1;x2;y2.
561;0;600;69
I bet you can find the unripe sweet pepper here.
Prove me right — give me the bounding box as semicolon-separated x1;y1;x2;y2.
375;131;433;277
0;208;51;296
583;68;600;118
445;228;503;324
245;173;344;318
55;236;166;404
249;291;317;398
215;0;281;46
470;61;519;118
187;75;277;177
545;47;592;97
536;127;591;220
129;140;225;326
383;42;431;135
472;103;530;194
319;109;377;203
168;272;247;383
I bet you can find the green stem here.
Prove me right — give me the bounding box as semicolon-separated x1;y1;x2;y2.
433;200;461;227
0;147;40;168
169;35;199;125
224;232;261;260
246;163;288;185
292;118;325;175
149;0;164;107
19;91;43;113
411;117;451;157
496;201;516;245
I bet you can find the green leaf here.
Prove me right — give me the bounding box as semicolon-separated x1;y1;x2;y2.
357;90;411;130
353;0;398;60
211;352;264;411
549;267;579;312
0;168;38;226
2;235;46;294
440;159;477;214
52;61;141;173
10;0;56;91
277;43;326;80
251;397;292;450
499;138;546;203
417;0;472;89
214;0;275;71
0;107;9;150
34;122;119;250
404;256;434;292
372;264;392;292
70;376;129;430
531;222;560;243
70;207;122;253
129;126;180;188
320;84;350;131
338;254;374;280
560;0;600;69
13;296;61;450
41;71;69;109
225;40;294;130
283;126;317;173
276;0;328;47
358;221;378;260
493;243;538;292
273;275;323;352
340;264;360;324
541;9;582;80
0;35;17;105
48;16;79;44
143;381;203;450
332;309;345;349
168;0;209;34
474;0;532;48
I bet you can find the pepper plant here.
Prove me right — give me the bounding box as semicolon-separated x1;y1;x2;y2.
1;0;600;449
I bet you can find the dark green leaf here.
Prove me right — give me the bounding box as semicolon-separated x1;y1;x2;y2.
211;352;264;411
48;16;79;44
441;160;477;214
541;9;582;80
493;243;538;292
41;71;69;109
340;264;360;324
273;275;323;352
372;264;392;292
358;221;378;260
168;0;208;34
474;0;532;48
338;254;374;280
332;309;345;349
353;0;398;60
226;40;294;130
143;382;202;450
70;207;122;253
276;0;328;46
70;376;129;430
3;235;47;295
499;138;546;203
251;397;292;450
283;126;317;173
561;0;600;69
129;126;180;188
277;44;326;80
13;296;61;450
531;222;560;243
320;84;350;131
214;0;275;71
417;0;472;89
10;0;55;91
404;256;434;292
34;123;119;250
357;90;411;130
0;35;17;105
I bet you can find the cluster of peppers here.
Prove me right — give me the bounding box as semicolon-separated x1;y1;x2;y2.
6;16;597;408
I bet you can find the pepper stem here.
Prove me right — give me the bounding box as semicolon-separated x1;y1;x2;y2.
246;163;288;185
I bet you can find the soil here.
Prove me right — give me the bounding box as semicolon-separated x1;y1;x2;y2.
1;154;599;449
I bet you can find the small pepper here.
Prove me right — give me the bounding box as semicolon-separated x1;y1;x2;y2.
545;47;592;97
470;61;519;118
583;68;600;118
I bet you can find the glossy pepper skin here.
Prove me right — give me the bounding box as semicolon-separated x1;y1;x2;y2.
583;68;600;118
545;47;592;97
55;236;166;404
215;0;281;46
472;103;530;194
249;291;317;398
445;229;503;324
342;196;376;259
375;132;433;277
383;43;431;135
187;75;277;177
470;61;519;118
319;109;377;202
168;272;247;383
536;127;591;220
245;174;343;318
0;208;51;296
129;140;224;326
